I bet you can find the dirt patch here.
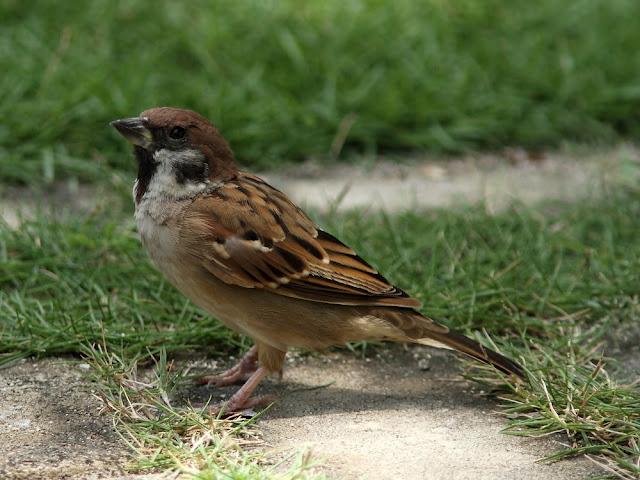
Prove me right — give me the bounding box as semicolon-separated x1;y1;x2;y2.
186;346;601;479
0;359;134;479
2;347;604;479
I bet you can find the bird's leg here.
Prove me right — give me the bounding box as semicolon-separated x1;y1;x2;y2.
196;345;258;387
223;366;275;413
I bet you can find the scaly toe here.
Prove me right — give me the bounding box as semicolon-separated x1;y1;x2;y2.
196;373;243;387
218;394;278;417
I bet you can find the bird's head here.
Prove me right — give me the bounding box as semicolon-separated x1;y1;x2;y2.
111;107;237;201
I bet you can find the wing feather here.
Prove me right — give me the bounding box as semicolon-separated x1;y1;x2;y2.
180;173;421;308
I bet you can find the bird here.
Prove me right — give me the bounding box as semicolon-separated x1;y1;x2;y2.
111;107;524;413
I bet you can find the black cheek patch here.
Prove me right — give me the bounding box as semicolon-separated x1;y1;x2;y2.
174;161;208;184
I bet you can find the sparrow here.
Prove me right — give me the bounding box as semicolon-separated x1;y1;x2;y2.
111;107;523;412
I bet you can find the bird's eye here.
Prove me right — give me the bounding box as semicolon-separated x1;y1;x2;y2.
169;126;186;140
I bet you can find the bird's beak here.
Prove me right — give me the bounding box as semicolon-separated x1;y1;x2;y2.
110;117;153;149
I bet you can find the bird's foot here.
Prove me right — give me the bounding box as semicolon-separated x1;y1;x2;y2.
227;393;277;412
214;366;273;417
197;370;253;387
208;394;277;418
196;346;258;387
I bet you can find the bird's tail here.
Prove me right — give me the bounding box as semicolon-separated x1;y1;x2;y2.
415;329;524;378
377;308;524;378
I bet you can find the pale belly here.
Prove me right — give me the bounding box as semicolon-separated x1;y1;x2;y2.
136;211;249;332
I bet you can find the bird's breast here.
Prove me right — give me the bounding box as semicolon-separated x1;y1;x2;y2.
134;197;185;283
133;197;249;332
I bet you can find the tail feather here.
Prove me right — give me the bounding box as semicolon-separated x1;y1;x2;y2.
417;329;524;378
371;308;524;378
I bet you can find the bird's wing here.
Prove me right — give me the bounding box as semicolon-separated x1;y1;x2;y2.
180;173;421;308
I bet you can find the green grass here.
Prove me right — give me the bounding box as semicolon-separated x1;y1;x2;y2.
0;206;244;366
2;0;640;183
504;358;640;478
84;345;321;479
1;188;639;477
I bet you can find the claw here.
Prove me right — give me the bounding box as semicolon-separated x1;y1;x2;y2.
208;394;278;418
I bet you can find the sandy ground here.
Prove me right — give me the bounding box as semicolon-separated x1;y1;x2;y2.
254;347;602;480
2;147;639;478
1;347;605;480
0;359;132;480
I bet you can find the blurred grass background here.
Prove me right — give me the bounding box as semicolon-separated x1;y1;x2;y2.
2;0;640;183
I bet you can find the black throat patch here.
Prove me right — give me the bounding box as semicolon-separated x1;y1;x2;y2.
134;146;157;203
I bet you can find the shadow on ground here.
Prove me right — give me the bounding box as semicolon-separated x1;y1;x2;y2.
186;345;601;480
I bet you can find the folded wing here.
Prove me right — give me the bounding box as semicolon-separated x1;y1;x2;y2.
180;173;420;308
